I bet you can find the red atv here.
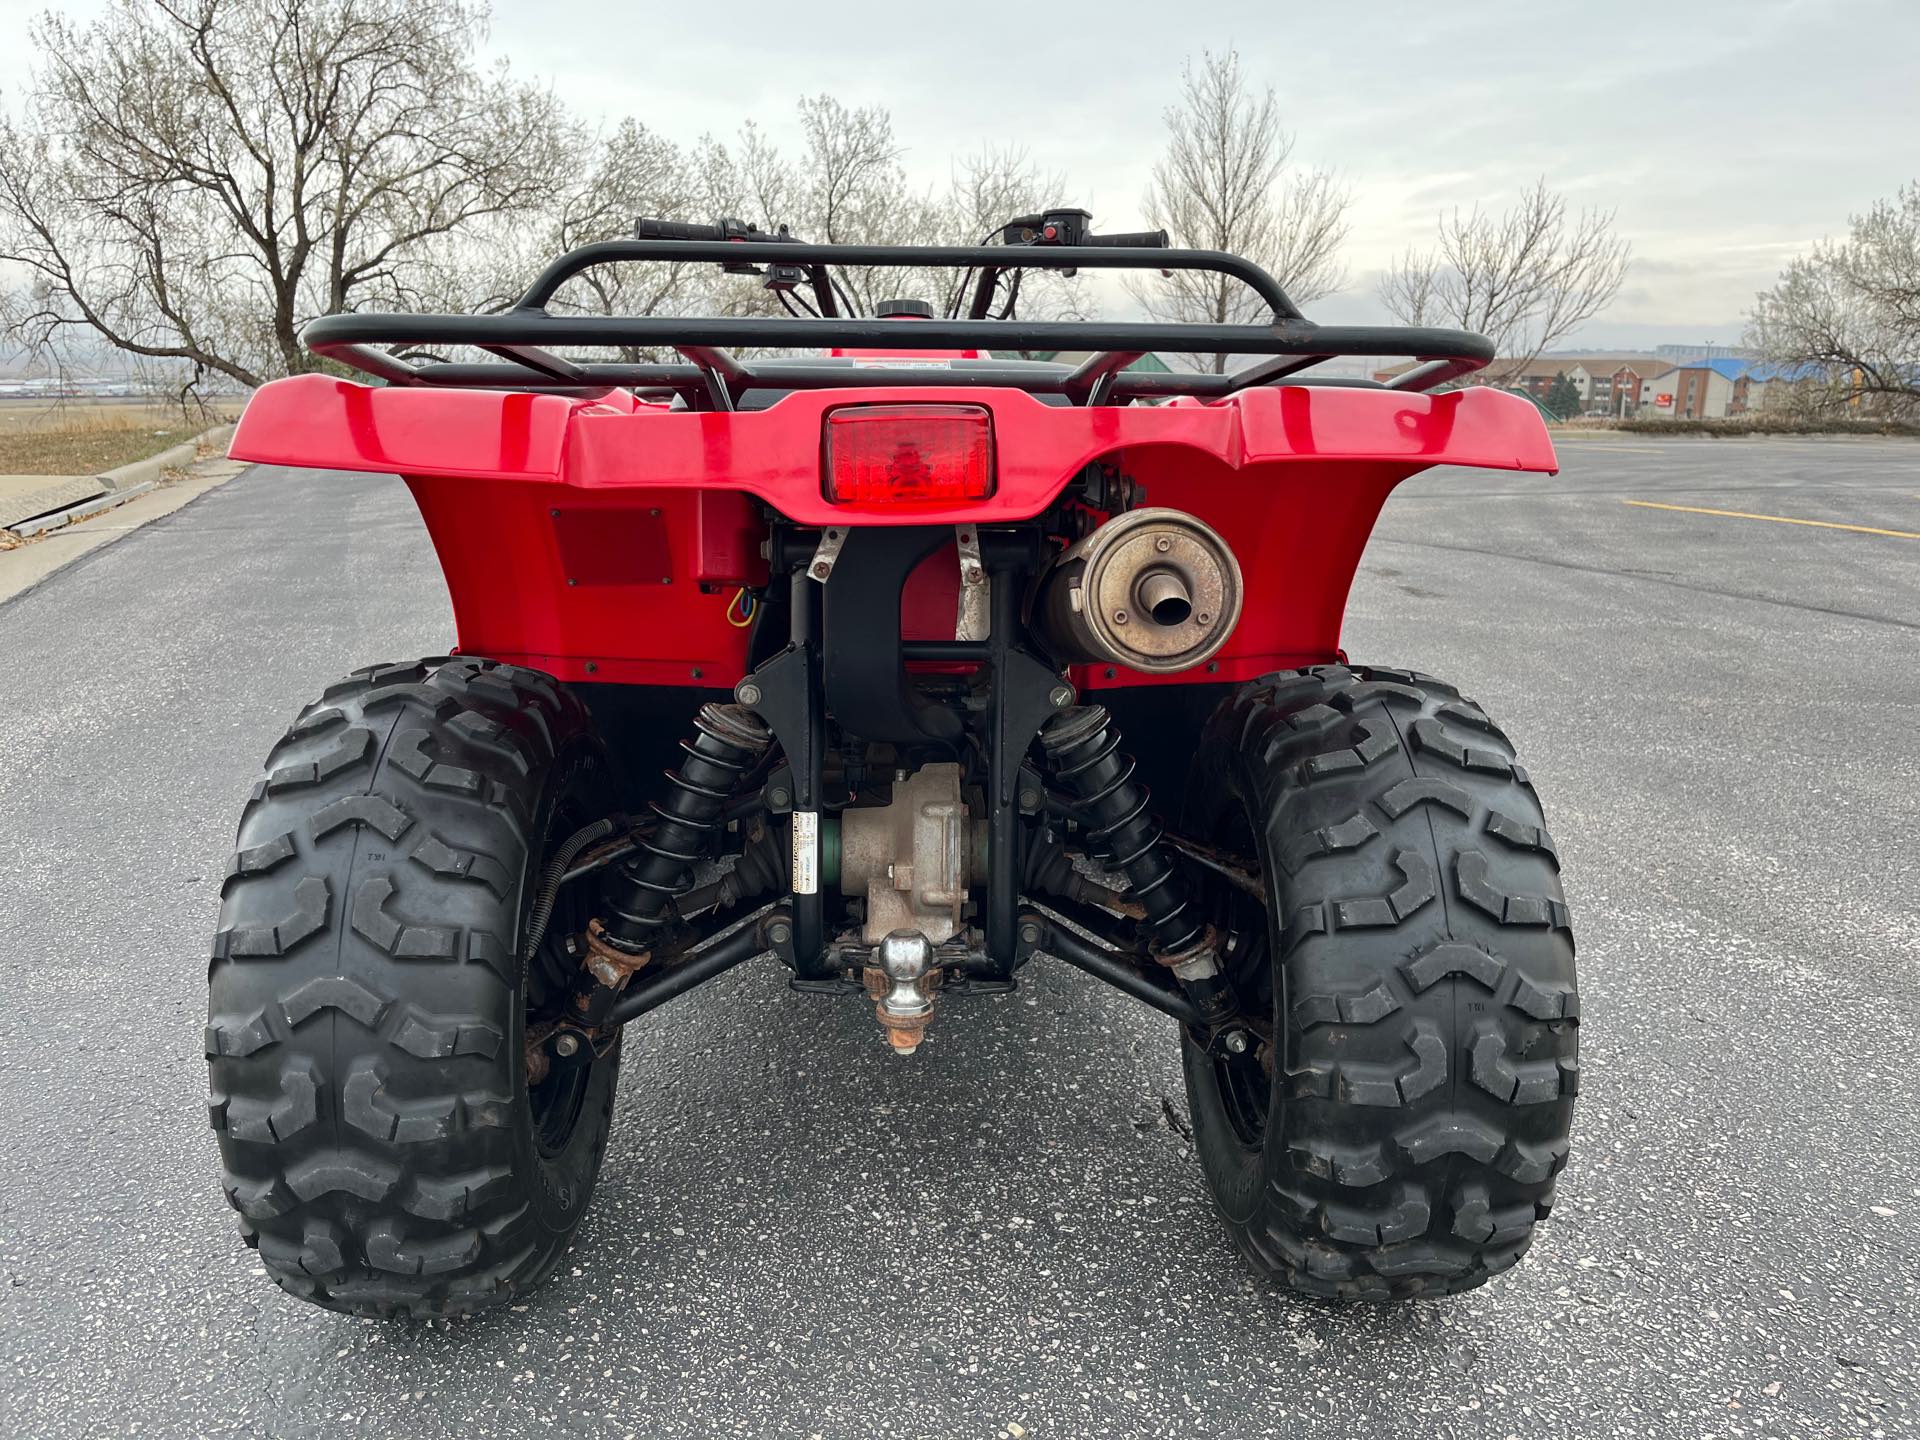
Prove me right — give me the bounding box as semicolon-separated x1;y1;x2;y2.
209;210;1577;1316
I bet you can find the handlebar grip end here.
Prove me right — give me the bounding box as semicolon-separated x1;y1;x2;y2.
1083;229;1172;249
635;216;724;242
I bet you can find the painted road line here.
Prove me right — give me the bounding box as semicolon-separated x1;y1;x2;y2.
1623;499;1920;539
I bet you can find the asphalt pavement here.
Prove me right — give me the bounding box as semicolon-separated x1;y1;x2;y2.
1;434;1916;1439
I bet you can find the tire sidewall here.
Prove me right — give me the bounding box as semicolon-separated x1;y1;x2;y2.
1174;665;1579;1299
208;658;631;1315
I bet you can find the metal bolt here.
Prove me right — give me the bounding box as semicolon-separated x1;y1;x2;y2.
1113;609;1129;625
1154;535;1172;552
1019;921;1044;945
1019;787;1042;810
566;577;577;586
649;507;661;517
768;785;791;808
584;661;598;674
736;682;763;706
659;576;672;585
1197;612;1211;625
690;668;703;680
811;561;831;578
554;1033;581;1057
1223;1030;1250;1055
1047;684;1075;709
767;920;793;946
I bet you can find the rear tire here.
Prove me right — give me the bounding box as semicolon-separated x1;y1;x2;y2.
1180;665;1578;1299
207;657;620;1317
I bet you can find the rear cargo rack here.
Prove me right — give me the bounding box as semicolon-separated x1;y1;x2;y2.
302;237;1495;408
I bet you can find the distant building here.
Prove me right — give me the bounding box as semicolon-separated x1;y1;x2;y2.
1578;359;1669;415
1729;360;1827;413
1654;343;1753;363
1642;364;1731;418
1636;358;1824;418
1494;358;1589;406
1363;351;1830;419
1291;356;1376;381
1487;356;1670;415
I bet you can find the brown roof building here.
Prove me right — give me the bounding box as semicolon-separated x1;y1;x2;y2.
1472;356;1670;414
1367;354;1669;415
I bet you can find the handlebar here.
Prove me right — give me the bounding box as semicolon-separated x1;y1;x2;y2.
636;217;798;246
1081;229;1170;249
636;214;1169;251
635;218;728;243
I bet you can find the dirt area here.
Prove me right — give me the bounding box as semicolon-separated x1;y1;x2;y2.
0;398;239;474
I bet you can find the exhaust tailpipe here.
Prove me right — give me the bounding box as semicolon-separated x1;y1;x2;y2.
1033;507;1243;674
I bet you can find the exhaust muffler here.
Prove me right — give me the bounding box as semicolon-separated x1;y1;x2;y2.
1033;507;1244;674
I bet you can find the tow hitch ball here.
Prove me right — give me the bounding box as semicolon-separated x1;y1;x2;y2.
561;695;1239;1044
866;930;936;1056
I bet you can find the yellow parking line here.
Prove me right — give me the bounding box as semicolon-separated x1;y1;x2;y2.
1623;499;1920;539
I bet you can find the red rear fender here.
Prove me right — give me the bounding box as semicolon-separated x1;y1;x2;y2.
229;375;1556;688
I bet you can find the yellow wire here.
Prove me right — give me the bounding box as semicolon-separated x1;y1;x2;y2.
725;588;754;627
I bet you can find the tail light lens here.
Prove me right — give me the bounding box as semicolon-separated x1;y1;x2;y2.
822;404;995;504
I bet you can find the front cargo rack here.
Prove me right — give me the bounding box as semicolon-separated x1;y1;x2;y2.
301;233;1496;410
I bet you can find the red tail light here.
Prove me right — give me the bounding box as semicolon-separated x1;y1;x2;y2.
822;404;995;504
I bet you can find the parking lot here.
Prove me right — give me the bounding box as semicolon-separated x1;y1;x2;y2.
1;434;1916;1439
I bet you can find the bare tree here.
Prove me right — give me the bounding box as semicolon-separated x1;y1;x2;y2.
0;0;579;388
0;11;1113;388
462;118;712;364
933;145;1087;325
696;104;1080;327
1378;179;1629;386
1125;49;1351;373
796;96;902;249
1748;181;1920;416
688;98;911;321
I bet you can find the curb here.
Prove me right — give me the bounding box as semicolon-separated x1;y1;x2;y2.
97;420;237;493
0;438;254;609
8;480;159;538
1;421;239;542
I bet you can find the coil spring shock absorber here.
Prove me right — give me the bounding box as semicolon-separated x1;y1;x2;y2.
1039;705;1234;1022
592;703;773;971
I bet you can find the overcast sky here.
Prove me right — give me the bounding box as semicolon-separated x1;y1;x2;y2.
4;0;1916;350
